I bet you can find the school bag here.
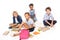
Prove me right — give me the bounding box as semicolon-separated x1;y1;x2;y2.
20;29;30;40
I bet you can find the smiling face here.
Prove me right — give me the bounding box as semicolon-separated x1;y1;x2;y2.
46;9;51;15
45;7;51;15
13;11;18;17
29;6;33;10
24;12;30;20
29;4;34;10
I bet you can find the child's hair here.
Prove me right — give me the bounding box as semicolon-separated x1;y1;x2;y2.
24;12;30;16
13;11;18;16
29;3;34;6
13;11;18;14
45;7;51;11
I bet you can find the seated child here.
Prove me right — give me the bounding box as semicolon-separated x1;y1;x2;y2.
19;12;35;32
24;12;35;32
43;7;57;27
29;3;37;22
9;11;22;29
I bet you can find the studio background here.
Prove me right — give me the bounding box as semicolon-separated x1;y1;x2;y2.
0;0;60;40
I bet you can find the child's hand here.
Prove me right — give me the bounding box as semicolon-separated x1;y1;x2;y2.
50;24;53;27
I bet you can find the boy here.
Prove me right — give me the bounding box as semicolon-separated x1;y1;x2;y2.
43;7;57;27
9;11;22;29
29;3;37;22
24;12;35;32
19;12;35;32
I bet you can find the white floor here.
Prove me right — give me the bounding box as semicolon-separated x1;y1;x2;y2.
0;21;60;40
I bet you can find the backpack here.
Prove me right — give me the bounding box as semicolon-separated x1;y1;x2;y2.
20;29;30;40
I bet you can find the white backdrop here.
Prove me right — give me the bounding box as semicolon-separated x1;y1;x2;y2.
0;0;60;40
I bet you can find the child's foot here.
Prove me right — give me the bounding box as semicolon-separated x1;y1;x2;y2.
50;25;54;28
9;27;12;29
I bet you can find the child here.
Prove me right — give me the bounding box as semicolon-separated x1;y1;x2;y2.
9;11;22;29
43;7;57;27
19;12;35;32
29;3;37;22
24;12;35;32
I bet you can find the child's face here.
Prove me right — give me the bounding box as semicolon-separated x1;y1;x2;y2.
25;14;30;20
46;9;51;15
13;13;18;17
29;6;33;10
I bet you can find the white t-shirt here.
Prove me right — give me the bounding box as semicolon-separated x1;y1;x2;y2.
15;18;18;23
25;18;34;26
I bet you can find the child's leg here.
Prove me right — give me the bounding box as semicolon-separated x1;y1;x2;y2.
43;20;50;26
16;24;21;28
18;22;29;29
47;20;52;23
23;23;29;29
29;27;35;32
53;20;57;25
9;23;17;29
9;23;17;27
48;20;57;25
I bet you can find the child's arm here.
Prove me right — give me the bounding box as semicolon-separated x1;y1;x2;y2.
51;14;54;26
46;20;51;26
51;19;54;27
46;20;53;27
